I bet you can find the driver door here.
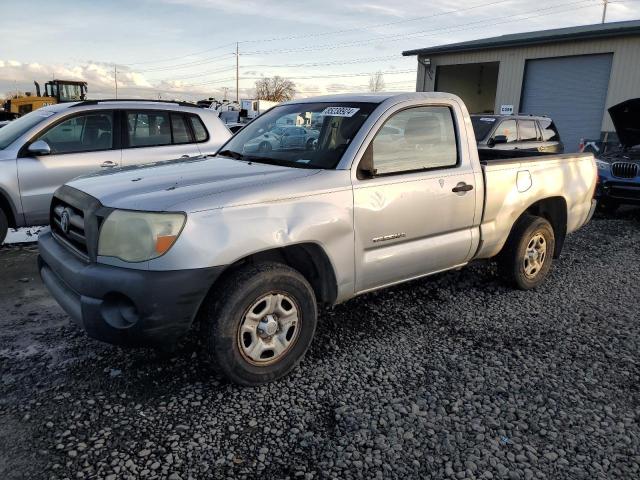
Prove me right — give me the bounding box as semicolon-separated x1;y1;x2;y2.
17;110;120;225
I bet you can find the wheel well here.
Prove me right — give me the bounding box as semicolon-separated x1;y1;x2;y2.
212;243;338;306
523;197;567;258
0;191;17;228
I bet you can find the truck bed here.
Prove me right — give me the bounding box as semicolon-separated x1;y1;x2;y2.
475;153;597;259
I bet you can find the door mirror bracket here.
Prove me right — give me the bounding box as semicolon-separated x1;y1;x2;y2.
357;145;377;180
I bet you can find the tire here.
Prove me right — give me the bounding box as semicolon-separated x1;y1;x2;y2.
497;214;555;290
0;209;8;245
258;141;272;153
200;262;317;385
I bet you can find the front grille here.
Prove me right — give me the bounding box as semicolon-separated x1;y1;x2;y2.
51;199;88;256
611;162;638;179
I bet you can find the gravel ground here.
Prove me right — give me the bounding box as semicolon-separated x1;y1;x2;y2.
1;209;639;480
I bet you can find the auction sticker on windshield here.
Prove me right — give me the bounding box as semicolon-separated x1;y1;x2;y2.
321;107;360;117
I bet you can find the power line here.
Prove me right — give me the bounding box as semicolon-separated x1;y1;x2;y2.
129;52;235;73
145;55;411;83
112;0;516;67
237;0;517;44
241;0;600;55
136;0;597;86
119;42;237;66
178;69;416;88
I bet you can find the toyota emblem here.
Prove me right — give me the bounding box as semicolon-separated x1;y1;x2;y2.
60;210;70;234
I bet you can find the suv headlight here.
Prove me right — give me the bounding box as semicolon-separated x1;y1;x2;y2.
595;159;610;171
98;210;186;262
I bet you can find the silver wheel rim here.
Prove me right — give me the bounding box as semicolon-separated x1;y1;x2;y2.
238;292;301;366
523;232;547;279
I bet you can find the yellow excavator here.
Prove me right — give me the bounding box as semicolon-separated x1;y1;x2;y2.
4;79;88;116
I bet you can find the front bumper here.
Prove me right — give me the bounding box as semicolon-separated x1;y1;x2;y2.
596;178;640;205
38;229;224;347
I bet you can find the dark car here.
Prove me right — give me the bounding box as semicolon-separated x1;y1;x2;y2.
594;98;640;212
471;114;564;161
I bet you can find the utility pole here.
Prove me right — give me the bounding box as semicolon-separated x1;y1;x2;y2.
601;0;608;24
235;42;239;103
114;64;118;99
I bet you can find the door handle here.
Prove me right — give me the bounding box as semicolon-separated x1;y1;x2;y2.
101;161;117;168
181;155;190;158
452;182;474;193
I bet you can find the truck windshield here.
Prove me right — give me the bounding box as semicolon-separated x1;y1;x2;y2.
470;116;497;141
217;102;378;169
0;110;53;150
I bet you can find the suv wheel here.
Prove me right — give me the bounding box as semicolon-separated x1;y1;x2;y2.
200;262;317;385
0;209;8;245
498;214;555;290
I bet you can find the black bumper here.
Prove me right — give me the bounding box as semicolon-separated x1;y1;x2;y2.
596;180;640;205
38;229;224;347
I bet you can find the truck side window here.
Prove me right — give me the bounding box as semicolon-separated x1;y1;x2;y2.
370;106;458;176
494;120;517;143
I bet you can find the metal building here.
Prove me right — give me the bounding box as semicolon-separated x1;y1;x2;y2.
403;20;640;151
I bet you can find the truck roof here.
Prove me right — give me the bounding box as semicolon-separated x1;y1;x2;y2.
283;92;461;105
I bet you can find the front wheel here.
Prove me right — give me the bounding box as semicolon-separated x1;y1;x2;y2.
497;214;555;290
200;262;317;385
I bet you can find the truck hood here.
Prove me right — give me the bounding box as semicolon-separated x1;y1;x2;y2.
608;98;640;148
66;156;321;211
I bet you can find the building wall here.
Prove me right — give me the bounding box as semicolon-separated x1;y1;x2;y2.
414;36;640;131
434;63;499;113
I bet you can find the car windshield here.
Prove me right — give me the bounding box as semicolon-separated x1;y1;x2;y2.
0;110;54;149
217;102;378;169
470;116;498;141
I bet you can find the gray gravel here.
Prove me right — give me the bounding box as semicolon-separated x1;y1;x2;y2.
1;209;639;480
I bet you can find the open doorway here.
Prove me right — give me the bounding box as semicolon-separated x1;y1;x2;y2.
435;62;499;114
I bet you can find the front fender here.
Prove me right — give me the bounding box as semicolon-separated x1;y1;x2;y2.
146;188;357;302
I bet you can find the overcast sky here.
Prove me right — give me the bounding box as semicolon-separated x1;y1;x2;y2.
2;0;639;101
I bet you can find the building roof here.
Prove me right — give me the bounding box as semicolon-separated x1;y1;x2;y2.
402;20;640;57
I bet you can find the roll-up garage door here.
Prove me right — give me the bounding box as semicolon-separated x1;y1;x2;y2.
520;54;613;152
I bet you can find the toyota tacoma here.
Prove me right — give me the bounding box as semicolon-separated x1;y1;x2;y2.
38;93;598;385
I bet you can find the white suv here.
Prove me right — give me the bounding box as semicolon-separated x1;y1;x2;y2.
0;100;231;243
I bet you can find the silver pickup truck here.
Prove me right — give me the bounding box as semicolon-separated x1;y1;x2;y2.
38;93;597;385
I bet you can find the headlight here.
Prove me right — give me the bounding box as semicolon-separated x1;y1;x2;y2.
98;210;186;262
595;159;610;171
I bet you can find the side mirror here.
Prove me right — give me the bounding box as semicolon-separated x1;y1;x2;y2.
491;135;508;146
28;140;51;156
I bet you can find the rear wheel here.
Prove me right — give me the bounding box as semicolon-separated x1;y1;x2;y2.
0;209;8;245
497;214;555;290
200;262;317;385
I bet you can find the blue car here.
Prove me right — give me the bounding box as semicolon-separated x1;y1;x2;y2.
595;99;640;212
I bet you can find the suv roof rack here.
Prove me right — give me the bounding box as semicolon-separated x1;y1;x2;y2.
70;99;198;108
